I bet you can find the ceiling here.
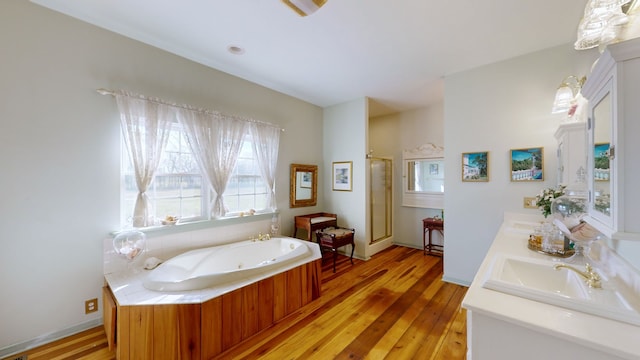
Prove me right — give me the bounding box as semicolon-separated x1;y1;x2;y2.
31;0;587;116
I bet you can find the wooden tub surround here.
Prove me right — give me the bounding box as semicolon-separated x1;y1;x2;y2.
13;247;467;360
103;260;322;360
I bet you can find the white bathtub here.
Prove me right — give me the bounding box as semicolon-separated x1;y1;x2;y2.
143;237;313;292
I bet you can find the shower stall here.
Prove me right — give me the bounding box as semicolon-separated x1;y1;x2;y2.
370;157;392;243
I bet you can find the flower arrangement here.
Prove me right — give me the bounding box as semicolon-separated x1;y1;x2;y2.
535;185;566;218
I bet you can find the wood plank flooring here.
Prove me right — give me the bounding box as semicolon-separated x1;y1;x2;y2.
4;246;467;360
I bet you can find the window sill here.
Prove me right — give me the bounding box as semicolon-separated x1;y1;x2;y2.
112;211;277;238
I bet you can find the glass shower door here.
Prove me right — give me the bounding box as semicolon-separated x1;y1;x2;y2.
370;157;392;243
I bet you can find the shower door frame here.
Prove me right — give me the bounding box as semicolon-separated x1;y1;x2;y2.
369;156;393;244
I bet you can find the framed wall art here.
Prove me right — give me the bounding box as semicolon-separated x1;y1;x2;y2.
462;151;489;182
510;147;544;181
332;161;353;191
300;171;312;188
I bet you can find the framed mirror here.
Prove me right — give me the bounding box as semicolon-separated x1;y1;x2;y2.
407;159;445;192
290;164;318;208
402;143;444;209
591;90;612;218
585;81;614;237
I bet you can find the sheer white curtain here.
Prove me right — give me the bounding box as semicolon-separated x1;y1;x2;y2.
178;109;247;217
250;122;280;211
116;92;173;227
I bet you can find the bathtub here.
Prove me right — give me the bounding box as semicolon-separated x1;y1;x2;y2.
143;237;313;292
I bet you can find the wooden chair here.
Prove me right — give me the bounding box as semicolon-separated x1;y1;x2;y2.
315;227;355;273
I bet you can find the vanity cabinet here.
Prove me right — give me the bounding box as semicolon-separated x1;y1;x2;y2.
581;37;640;240
554;121;586;185
463;213;640;360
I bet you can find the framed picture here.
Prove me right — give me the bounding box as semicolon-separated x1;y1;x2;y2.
300;171;312;188
429;163;439;175
594;143;610;181
510;147;544;181
462;151;489;182
332;161;353;191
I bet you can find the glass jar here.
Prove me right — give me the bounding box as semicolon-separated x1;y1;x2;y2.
531;227;543;248
113;230;146;261
551;167;596;261
551;167;588;230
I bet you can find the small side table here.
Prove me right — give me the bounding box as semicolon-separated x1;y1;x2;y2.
315;227;355;273
423;217;444;256
293;213;337;241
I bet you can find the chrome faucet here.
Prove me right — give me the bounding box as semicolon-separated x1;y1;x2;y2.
553;263;602;289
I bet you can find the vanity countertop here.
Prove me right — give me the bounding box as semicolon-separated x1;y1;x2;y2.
462;213;640;360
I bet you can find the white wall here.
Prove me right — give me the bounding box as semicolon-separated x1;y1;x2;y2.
369;105;444;249
0;1;323;353
323;99;369;259
2;0;621;354
443;44;598;285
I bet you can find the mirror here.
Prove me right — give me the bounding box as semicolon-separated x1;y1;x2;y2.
591;91;612;217
402;143;444;209
407;159;444;193
290;164;318;208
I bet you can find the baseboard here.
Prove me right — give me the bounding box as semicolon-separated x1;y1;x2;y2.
388;243;468;286
0;319;102;359
442;275;471;287
392;242;422;250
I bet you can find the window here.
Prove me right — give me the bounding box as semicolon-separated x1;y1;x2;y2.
121;125;268;227
114;90;279;229
224;135;269;214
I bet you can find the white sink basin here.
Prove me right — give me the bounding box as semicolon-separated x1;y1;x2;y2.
483;254;640;326
496;256;589;299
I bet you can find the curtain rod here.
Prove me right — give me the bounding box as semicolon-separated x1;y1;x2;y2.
97;88;285;132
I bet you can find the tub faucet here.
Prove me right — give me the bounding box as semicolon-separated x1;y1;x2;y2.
257;232;270;241
553;263;602;288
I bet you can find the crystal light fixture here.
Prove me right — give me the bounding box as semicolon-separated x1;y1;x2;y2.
282;0;328;16
552;76;587;114
575;0;633;50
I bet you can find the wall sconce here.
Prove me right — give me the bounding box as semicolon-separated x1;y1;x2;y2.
282;0;328;16
551;76;587;114
575;0;634;50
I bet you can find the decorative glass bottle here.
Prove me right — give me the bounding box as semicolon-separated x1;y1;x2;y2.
551;167;600;260
270;213;280;237
113;230;146;261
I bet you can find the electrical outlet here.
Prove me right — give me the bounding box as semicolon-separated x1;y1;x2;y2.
85;298;98;314
523;197;537;209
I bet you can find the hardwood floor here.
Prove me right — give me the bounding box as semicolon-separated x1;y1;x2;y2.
3;326;114;360
5;246;467;360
